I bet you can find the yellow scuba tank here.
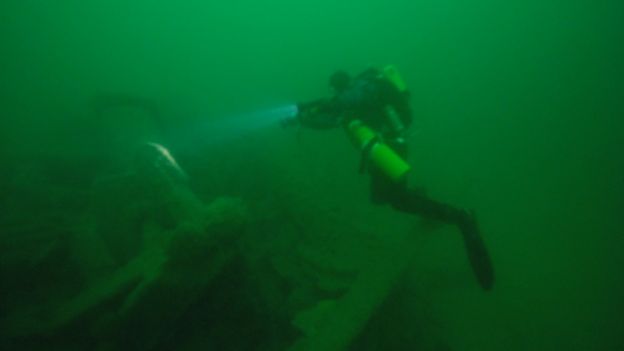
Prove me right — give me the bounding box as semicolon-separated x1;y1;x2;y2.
382;65;408;135
385;105;405;135
382;65;407;93
347;119;411;182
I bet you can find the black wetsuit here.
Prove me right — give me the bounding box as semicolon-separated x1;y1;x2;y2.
298;69;495;290
298;69;467;226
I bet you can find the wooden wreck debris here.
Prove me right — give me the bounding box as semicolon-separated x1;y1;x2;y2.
289;230;420;351
4;196;246;351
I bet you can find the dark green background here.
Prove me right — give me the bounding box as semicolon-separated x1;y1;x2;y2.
1;0;622;350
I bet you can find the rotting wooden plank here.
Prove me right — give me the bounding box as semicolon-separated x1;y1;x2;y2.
4;197;246;347
289;229;420;351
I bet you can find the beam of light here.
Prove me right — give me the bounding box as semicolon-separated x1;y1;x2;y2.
173;104;298;152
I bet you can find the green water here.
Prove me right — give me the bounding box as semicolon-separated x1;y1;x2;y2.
1;1;623;350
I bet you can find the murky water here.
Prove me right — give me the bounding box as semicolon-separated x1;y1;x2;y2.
1;1;622;350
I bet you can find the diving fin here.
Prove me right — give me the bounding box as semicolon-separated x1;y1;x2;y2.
458;210;495;290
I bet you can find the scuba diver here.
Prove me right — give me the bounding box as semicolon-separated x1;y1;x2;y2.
282;66;495;290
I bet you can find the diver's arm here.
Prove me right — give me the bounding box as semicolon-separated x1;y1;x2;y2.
395;101;413;129
282;99;342;130
298;111;341;129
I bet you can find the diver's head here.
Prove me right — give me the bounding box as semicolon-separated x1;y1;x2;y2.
329;70;351;93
